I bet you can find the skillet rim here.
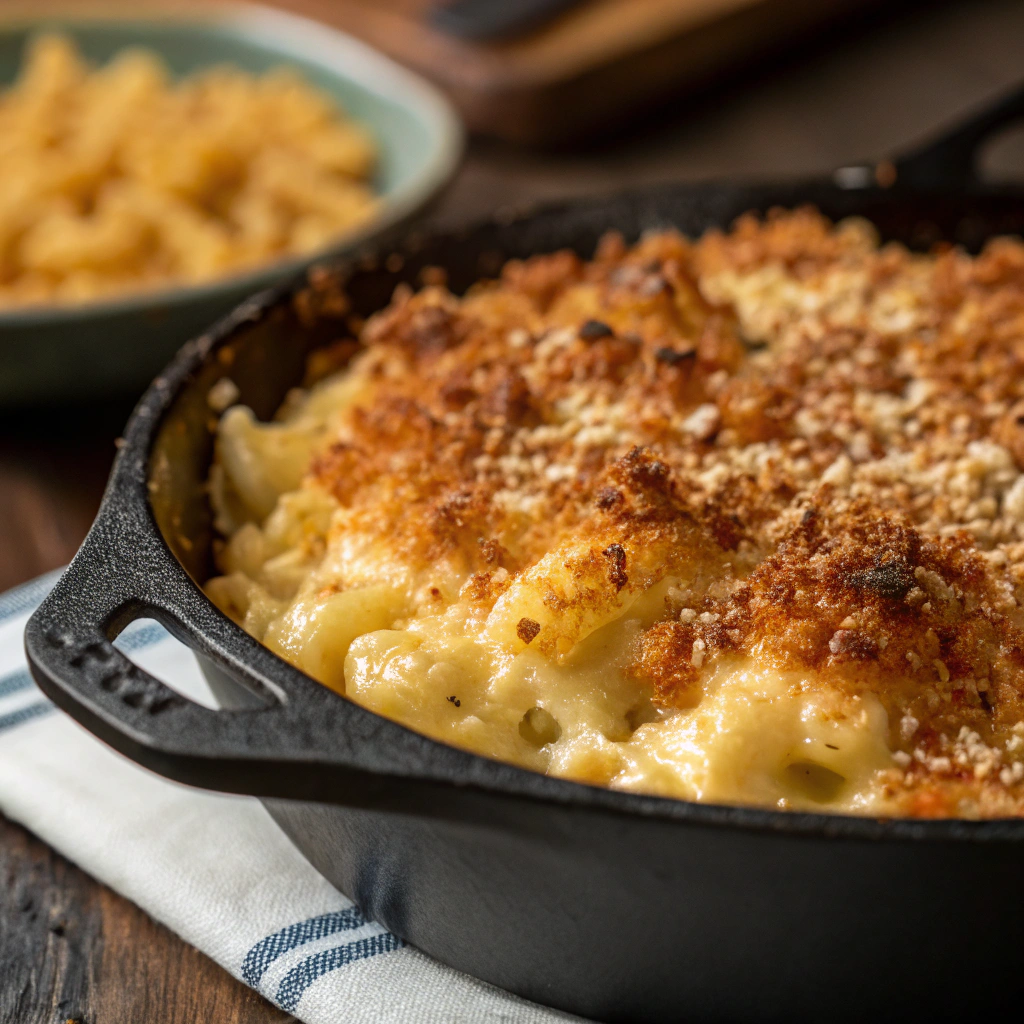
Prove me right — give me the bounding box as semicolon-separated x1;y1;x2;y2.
45;175;1024;842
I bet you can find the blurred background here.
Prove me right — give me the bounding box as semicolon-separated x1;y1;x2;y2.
3;0;1024;1019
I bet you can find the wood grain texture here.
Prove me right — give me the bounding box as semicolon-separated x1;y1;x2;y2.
273;0;886;144
0;816;294;1023
0;402;130;593
2;0;1024;1020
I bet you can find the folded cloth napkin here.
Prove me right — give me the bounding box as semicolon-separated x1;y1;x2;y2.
0;572;581;1023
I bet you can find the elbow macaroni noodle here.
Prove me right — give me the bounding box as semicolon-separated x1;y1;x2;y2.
0;34;377;307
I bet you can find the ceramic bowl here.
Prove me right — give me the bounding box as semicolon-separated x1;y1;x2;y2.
0;5;463;404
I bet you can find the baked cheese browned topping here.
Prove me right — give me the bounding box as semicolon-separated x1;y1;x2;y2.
213;208;1024;818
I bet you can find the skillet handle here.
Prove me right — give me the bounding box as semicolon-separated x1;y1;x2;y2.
893;81;1024;189
22;496;422;804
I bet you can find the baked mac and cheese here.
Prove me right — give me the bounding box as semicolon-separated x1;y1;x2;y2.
208;209;1024;818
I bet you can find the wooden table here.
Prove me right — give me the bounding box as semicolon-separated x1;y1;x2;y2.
4;0;1024;1018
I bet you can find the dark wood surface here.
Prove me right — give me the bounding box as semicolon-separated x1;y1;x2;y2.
4;0;1024;1019
275;0;887;145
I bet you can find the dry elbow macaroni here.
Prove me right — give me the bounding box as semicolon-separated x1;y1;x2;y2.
0;34;377;307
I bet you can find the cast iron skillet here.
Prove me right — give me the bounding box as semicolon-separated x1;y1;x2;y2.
24;86;1024;1023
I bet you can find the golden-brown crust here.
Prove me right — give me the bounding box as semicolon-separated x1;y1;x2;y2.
298;206;1024;816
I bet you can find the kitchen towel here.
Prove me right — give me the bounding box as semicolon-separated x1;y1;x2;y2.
0;570;581;1023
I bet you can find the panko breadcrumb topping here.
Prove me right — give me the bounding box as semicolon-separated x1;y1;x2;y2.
213;208;1024;818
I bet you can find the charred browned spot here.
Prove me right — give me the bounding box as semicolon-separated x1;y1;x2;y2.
655;346;697;367
517;617;541;644
595;486;623;511
579;319;614;341
602;543;628;590
848;556;915;601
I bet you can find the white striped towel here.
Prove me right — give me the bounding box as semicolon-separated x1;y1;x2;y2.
0;571;582;1023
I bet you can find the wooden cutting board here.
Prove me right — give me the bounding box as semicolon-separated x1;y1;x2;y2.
277;0;886;145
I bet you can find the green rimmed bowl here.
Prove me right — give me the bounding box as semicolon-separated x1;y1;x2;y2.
0;5;463;404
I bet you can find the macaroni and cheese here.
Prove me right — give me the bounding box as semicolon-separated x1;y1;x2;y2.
207;209;1024;818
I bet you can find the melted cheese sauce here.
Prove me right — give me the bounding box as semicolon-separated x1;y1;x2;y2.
344;609;893;812
210;485;896;813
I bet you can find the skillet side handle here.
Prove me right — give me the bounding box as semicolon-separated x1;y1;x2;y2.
894;81;1024;190
22;512;322;798
23;508;471;809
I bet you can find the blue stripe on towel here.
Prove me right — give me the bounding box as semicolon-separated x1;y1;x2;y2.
276;933;404;1012
0;580;170;740
0;701;54;733
242;908;368;987
0;668;33;701
0;569;62;625
0;573;171;643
